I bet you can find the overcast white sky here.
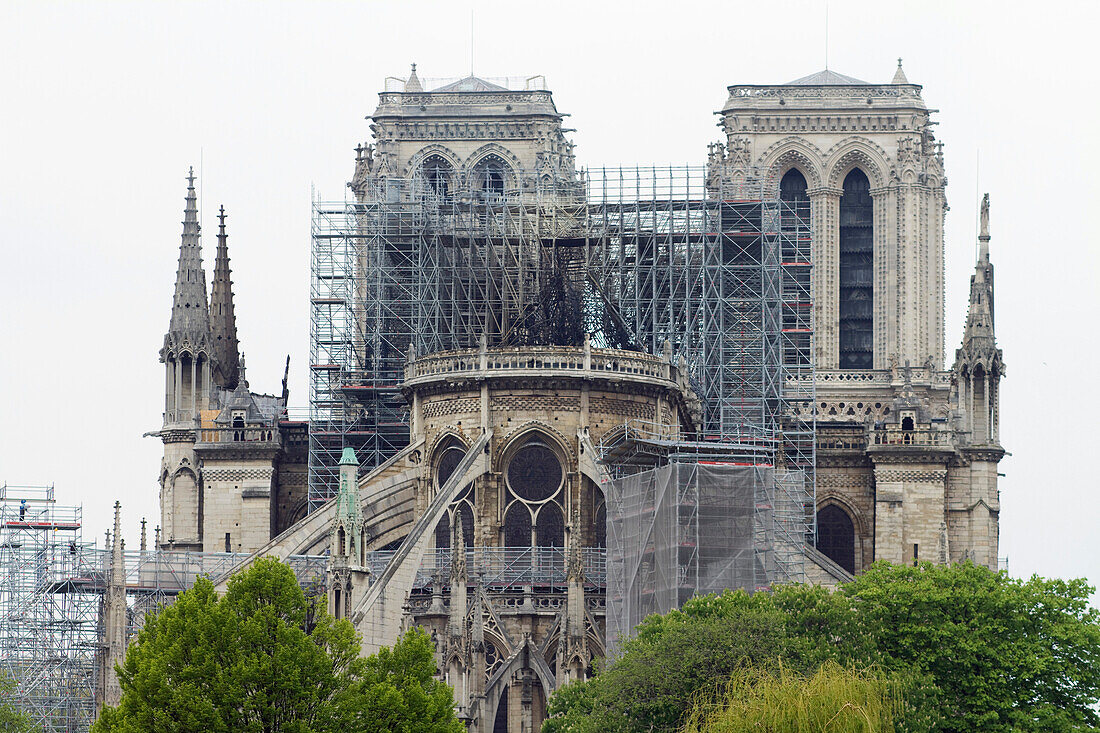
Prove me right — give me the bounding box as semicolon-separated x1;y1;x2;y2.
2;0;1097;591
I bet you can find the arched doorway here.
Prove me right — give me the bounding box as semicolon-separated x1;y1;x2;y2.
816;504;856;574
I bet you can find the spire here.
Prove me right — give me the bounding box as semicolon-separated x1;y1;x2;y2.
979;192;991;260
960;194;997;351
110;501;124;587
332;447;363;562
892;58;909;84
405;63;423;92
140;518;147;553
161;168;213;361
98;501;127;710
209;205;240;390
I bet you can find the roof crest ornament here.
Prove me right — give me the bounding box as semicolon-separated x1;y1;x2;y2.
405;63;423;93
892;58;909;85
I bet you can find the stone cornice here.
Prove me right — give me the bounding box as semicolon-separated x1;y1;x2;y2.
195;444;282;461
960;446;1006;463
159;429;196;445
817;455;873;469
869;450;954;466
202;467;276;482
874;468;947;483
722;84;926;110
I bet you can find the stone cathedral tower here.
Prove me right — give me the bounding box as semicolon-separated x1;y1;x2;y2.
153;173;309;553
710;61;1004;572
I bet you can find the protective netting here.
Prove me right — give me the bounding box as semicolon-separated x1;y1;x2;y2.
605;462;807;656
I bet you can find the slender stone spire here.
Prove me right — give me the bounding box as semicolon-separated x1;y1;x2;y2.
209;205;240;390
110;501;124;585
963;194;996;347
96;501;127;711
161;168;213;361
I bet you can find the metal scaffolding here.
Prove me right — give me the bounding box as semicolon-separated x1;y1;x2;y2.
604;462;807;656
308;167;813;513
0;484;98;733
0;484;328;732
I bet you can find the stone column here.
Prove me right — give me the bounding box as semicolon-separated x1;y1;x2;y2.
165;359;173;419
871;185;897;369
190;357;197;419
981;372;990;444
991;377;999;443
201;358;211;409
809;188;840;368
174;359;182;423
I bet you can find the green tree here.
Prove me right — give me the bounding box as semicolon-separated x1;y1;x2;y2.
338;627;463;733
0;672;40;733
681;661;905;733
846;561;1100;733
544;563;1100;733
93;557;463;733
543;586;874;733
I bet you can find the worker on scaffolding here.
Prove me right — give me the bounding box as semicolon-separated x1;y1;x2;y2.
19;499;26;521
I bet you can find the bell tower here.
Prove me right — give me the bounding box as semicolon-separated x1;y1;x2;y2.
712;62;1004;571
158;168;213;551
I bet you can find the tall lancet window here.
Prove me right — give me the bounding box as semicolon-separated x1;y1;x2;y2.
779;168;808;203
839;169;873;369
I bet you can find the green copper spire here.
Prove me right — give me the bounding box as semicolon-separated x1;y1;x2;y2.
332;447;363;563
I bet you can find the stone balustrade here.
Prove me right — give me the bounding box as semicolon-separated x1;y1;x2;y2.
404;344;672;384
870;427;954;448
196;426;280;445
788;368;952;387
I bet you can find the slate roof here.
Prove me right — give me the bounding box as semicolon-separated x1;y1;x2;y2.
431;75;510;92
784;69;869;86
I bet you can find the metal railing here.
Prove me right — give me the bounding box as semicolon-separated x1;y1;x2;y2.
372;547;607;590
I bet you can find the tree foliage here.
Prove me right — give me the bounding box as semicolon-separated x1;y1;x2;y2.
844;562;1100;732
0;672;40;733
681;661;905;733
93;557;462;733
543;588;867;733
544;562;1100;733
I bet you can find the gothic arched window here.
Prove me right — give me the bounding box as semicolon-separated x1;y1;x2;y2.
594;503;606;549
433;440;475;549
536;503;564;548
502;438;565;548
473;155;510;198
779;168;808;202
839;168;874;369
503;503;532;547
816;504;856;574
420;155;452;200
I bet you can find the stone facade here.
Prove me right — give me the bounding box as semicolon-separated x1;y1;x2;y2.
351;66;577;203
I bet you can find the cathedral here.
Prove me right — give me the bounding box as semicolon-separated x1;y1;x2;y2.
143;60;1004;732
